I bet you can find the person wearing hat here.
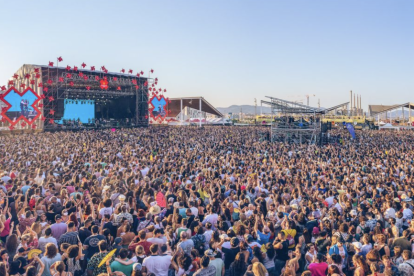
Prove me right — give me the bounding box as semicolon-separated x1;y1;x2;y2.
50;214;67;240
148;202;161;216
205;249;224;276
217;237;240;273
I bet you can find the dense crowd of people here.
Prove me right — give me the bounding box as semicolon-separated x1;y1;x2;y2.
0;126;413;276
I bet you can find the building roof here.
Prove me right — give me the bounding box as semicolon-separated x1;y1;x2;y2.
167;97;223;117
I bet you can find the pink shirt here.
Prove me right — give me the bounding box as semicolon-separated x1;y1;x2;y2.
308;262;328;276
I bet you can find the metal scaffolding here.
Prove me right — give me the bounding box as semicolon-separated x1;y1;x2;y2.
262;96;323;144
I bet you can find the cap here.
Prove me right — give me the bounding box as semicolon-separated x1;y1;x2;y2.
55;214;62;220
230;237;240;247
245;234;254;243
352;242;362;249
133;263;142;271
204;249;216;257
114;237;122;244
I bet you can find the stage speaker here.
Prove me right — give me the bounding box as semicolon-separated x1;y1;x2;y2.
321;123;328;133
55;99;64;118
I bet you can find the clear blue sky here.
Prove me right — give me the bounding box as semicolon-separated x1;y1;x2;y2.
0;0;412;110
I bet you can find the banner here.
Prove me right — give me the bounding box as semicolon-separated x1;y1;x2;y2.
346;123;356;139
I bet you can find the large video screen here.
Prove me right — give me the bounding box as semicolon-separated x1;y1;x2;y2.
3;88;39;122
59;99;95;124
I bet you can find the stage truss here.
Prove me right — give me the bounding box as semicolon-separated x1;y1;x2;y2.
262;96;323;144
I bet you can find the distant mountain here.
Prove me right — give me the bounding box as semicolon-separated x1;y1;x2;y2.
217;105;272;115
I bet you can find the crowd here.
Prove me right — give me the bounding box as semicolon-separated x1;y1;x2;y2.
0;126;413;276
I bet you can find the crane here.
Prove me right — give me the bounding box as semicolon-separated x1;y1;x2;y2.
305;94;315;106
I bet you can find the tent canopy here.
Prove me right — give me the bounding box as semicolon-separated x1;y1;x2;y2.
167;97;222;117
369;103;414;116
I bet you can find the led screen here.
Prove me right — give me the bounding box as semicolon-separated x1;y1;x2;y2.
59;99;95;124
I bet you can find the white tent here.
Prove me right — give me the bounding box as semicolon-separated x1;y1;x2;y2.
379;123;400;130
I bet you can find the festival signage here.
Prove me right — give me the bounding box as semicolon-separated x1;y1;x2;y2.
148;94;168;122
0;87;42;129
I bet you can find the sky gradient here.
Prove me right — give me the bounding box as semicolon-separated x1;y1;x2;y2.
0;0;412;110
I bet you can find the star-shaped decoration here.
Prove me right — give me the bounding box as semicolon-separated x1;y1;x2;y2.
1;117;6;123
121;69;125;73
104;69;108;74
1;107;8;113
34;68;40;73
117;86;121;91
73;66;78;71
128;69;133;74
21;122;26;127
135;85;139;89
49;110;55;115
0;86;6;91
48;61;54;67
24;74;30;79
43;87;48;93
164;89;167;92
113;77;118;81
8;80;14;85
30;80;35;85
35;73;40;79
132;79;137;85
95;76;100;81
48;96;54;101
20;84;26;89
57;56;63;62
149;87;152;91
90;66;95;71
66;65;71;71
66;73;72;79
38;83;43;87
83;75;88;80
140;71;144;75
79;72;84;77
101;66;106;71
150;69;154;73
69;81;74;87
136;73;140;77
40;116;46;121
152;84;155;87
38;103;44;108
9;125;14;130
155;78;158;82
49;118;55;124
13;74;18;79
81;62;86;68
31;124;37;129
145;115;148;119
47;79;53;84
86;86;91;90
40;95;46;99
58;77;64;82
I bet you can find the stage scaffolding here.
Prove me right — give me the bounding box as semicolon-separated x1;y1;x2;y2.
262;96;323;144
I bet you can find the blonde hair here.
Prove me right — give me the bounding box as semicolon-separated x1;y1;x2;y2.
252;262;267;276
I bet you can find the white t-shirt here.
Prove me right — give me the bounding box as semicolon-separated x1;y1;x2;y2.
143;255;171;276
202;214;218;228
99;207;114;217
190;207;199;217
147;236;167;245
140;167;149;177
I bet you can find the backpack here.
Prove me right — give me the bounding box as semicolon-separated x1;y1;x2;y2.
192;234;206;255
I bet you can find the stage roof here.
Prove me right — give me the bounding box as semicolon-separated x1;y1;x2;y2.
167;97;223;117
369;103;414;116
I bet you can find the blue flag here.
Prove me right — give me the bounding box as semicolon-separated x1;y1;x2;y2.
346;123;356;139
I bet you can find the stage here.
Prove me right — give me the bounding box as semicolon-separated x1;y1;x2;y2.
1;63;151;132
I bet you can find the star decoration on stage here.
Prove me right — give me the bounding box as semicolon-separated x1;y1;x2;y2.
48;61;54;67
57;56;63;62
81;63;87;68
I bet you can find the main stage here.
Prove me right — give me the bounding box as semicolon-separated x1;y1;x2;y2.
0;62;151;131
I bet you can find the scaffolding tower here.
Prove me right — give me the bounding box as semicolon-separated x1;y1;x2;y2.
262;96;324;144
